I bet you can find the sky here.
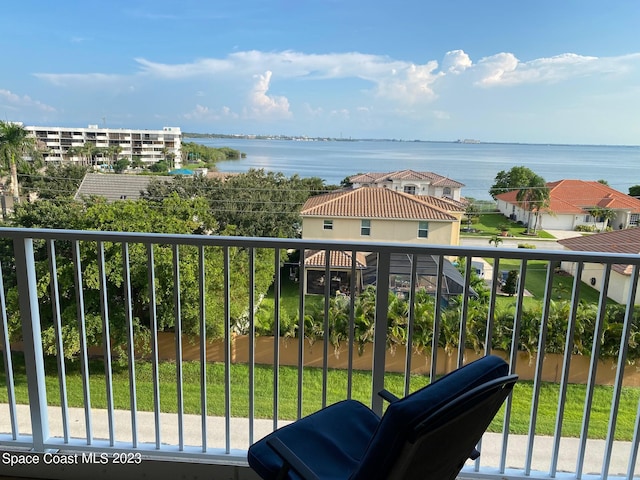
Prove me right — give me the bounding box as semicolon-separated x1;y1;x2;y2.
1;0;640;145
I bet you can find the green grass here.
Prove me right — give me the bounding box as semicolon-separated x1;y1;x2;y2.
463;213;555;239
491;258;605;306
1;352;638;441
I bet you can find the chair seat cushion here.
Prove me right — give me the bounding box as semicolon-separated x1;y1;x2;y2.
248;399;380;480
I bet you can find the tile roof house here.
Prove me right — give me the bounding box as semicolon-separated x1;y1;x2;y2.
300;186;463;245
558;227;640;305
299;186;464;295
348;170;465;201
74;173;173;202
495;179;640;231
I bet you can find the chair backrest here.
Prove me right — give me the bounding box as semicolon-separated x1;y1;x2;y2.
351;355;514;480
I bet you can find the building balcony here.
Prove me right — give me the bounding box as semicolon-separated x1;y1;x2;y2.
0;227;639;480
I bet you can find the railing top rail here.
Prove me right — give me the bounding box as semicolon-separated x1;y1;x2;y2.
1;226;639;266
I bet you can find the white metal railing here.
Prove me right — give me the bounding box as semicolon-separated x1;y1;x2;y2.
0;227;639;479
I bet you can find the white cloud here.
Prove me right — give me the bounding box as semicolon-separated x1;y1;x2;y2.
442;50;472;74
246;71;291;119
375;61;442;103
472;52;639;87
0;89;56;112
33;72;124;87
183;104;238;121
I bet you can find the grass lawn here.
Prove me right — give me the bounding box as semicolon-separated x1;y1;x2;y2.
0;352;637;441
463;213;555;239
491;258;604;307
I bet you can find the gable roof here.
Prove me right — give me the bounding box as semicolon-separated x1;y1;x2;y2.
558;227;640;275
349;170;464;188
300;187;458;221
496;179;640;214
75;173;173;202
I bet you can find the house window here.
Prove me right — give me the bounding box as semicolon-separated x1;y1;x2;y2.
418;221;429;238
361;219;371;236
404;185;416;195
443;187;452;197
323;220;333;230
631;214;639;226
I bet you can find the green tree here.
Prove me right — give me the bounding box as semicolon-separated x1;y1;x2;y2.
515;173;549;234
145;168;332;238
629;185;640;197
489;166;538;199
6;195;277;358
20;164;89;199
0;121;38;202
114;158;130;174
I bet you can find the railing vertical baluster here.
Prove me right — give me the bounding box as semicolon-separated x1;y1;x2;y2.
429;255;445;384
273;248;281;429
371;251;390;416
322;249;331;408
500;260;527;474
550;261;584;477
0;258;19;440
627;393;640;480
457;255;473;368
71;239;92;444
602;264;639;480
46;240;70;444
121;242;138;448
248;247;256;445
198;245;207;452
13;238;49;451
223;246;232;454
347;249;357;400
475;256;500;472
524;260;556;476
576;263;612;479
96;241;115;446
404;253;418;396
485;257;500;354
172;245;184;451
146;243;161;449
297;248;306;416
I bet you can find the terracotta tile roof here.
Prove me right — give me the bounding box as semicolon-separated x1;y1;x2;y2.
415;195;468;212
304;250;368;269
348;169;464;188
300;187;458;221
496;179;640;214
558;227;640;275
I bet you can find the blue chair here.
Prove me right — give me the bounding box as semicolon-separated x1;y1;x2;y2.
248;355;517;480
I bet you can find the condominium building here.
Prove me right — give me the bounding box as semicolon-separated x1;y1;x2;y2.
24;124;182;167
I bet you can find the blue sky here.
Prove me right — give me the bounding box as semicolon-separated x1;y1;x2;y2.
1;0;640;144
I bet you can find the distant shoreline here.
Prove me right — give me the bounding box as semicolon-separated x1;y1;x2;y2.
183;133;640;149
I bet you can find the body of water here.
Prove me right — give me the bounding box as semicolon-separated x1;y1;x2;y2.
192;138;639;200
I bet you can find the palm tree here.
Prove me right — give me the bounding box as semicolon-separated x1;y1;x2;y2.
489;235;503;248
0;121;35;203
516;174;550;234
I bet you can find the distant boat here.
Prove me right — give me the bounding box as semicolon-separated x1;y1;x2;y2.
456;139;481;144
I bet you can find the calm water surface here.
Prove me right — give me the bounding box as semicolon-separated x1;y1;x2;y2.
194;139;639;200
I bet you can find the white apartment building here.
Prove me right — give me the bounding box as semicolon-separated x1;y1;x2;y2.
24;124;182;167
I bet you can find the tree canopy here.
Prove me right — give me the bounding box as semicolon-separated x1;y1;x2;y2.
145;168;335;238
489;166;541;199
3;195;276;358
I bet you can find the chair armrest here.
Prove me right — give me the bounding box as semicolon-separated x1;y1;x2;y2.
267;437;321;480
378;389;400;403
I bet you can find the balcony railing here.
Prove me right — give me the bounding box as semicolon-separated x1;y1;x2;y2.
0;227;639;479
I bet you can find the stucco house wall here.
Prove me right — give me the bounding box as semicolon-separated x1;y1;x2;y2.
301;216;459;246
